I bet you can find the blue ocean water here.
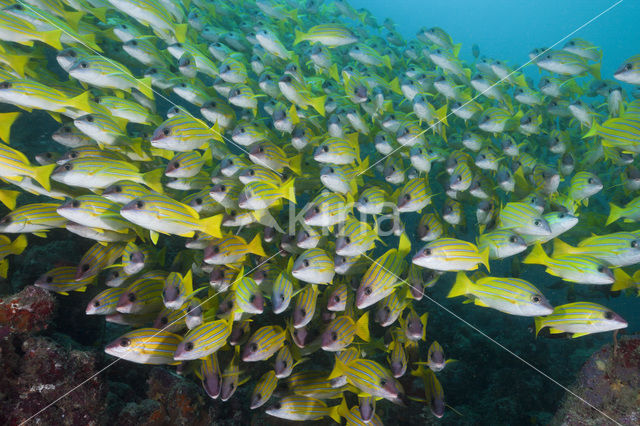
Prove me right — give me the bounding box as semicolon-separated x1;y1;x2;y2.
352;0;639;78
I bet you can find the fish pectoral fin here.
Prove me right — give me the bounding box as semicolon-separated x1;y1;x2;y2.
571;332;589;338
473;299;489;307
548;327;565;334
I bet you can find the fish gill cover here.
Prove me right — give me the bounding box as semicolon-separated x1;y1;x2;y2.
0;0;637;424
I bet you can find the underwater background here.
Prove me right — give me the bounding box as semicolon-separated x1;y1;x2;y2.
0;0;639;425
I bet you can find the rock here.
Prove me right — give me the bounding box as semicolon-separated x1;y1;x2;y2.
0;285;56;335
551;334;640;426
0;335;107;425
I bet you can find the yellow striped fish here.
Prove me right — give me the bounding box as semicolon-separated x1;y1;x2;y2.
523;243;615;285
242;325;287;362
449;272;553;316
120;193;222;243
251;370;278;409
105;327;182;365
356;233;411;309
413;237;490;272
86;288;125;315
174;318;233;361
534;302;627;338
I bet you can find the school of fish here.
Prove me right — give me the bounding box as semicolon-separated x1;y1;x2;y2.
0;0;637;422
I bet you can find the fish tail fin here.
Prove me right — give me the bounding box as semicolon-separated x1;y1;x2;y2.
246;233;266;257
174;24;188;43
310;95;326;116
583;120;601;139
552;239;575;256
534;316;545;337
480;246;490;272
200;214;223;238
5;54;29;77
280;178;296;203
336;397;349;420
293;29;304;46
355;311;370;342
63;11;84;31
0;189;20;210
398;232;411;257
328;398;345;423
142;168;164;193
10;234;27;256
41;30;63;50
611;268;632;291
383;55;392;70
453;43;462;58
588;62;601;80
436;104;448;126
515;73;528;88
327;357;347;380
0;112;20;144
183;269;194;295
32;163;56;191
523;242;549;266
91;7;108;22
448;272;472;298
136;77;154;99
329;63;340;82
0;259;7;279
420;312;428;340
68;91;93;113
389;76;402;94
606;202;622;225
288;153;302;175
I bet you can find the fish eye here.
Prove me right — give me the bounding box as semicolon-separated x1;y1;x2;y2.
213;246;220;254
509;235;517;243
72;200;80;208
533;219;542;226
273;402;281;410
597;266;604;273
93;300;100;307
130;40;138;46
331;331;338;341
380;378;387;386
79;61;89;69
625;63;632;71
424;248;432;256
313;206;320;214
588;178;594;184
362;197;368;203
456;175;462;182
250;343;258;352
81;264;90;272
86;115;94;122
0;81;10;89
220;185;226;191
163;128;170;135
364;286;372;295
135;200;144;209
45;275;53;283
404;193;411;201
632;240;639;248
119;338;130;347
258;146;264;153
531;295;541;303
127;293;136;302
604;311;614;319
185;341;194;351
195;198;203;205
322;145;329;153
333;295;341;302
303;259;309;267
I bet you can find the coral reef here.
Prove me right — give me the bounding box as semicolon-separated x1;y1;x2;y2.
552;334;640;425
